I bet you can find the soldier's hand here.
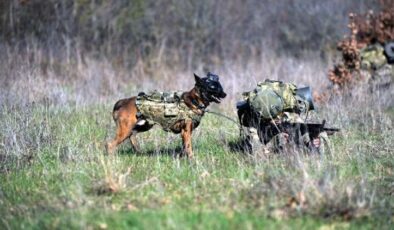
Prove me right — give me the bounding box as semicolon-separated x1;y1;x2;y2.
312;138;321;148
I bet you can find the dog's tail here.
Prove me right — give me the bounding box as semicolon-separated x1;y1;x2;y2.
112;99;126;122
112;110;119;122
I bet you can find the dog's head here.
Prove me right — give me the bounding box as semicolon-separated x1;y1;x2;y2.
194;72;226;103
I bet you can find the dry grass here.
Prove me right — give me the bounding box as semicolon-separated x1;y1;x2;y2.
0;1;393;227
0;41;393;229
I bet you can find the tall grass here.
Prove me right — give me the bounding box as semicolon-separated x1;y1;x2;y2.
0;42;393;229
0;0;393;229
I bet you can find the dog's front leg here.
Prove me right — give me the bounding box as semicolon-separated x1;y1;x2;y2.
181;119;193;158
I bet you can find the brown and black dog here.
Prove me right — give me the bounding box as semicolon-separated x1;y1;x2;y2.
106;72;226;158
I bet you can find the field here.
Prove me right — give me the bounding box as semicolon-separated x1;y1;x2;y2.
1;51;393;229
1;0;394;229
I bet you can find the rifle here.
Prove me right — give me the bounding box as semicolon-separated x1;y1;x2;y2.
259;119;340;144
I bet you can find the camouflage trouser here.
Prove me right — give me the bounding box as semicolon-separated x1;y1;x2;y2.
242;126;331;155
272;131;331;155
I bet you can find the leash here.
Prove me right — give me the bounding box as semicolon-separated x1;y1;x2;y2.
204;109;241;128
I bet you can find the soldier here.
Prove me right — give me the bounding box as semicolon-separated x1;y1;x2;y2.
237;80;338;155
360;41;394;88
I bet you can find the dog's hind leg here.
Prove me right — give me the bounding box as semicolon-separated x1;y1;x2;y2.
106;97;139;155
106;118;134;155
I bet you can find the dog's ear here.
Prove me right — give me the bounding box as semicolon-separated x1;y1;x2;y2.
194;73;203;84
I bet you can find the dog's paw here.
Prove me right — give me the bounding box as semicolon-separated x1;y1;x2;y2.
105;142;115;155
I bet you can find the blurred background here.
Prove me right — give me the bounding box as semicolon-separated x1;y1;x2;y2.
0;0;380;107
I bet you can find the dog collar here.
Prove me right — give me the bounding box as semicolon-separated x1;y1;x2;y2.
191;98;206;110
194;87;210;108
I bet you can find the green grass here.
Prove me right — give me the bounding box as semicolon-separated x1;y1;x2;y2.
0;105;393;229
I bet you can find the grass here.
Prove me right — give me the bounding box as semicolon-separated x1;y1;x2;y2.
0;102;393;229
1;1;392;227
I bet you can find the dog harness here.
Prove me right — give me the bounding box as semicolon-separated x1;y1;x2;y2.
135;91;203;131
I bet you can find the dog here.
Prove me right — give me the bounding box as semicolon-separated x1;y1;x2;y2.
106;72;226;158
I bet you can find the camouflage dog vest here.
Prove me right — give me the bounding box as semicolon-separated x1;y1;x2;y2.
135;91;202;131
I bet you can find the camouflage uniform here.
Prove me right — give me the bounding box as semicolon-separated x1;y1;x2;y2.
360;43;394;87
239;80;330;154
271;112;330;154
135;91;202;131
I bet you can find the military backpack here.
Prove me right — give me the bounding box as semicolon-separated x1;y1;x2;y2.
241;80;313;120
